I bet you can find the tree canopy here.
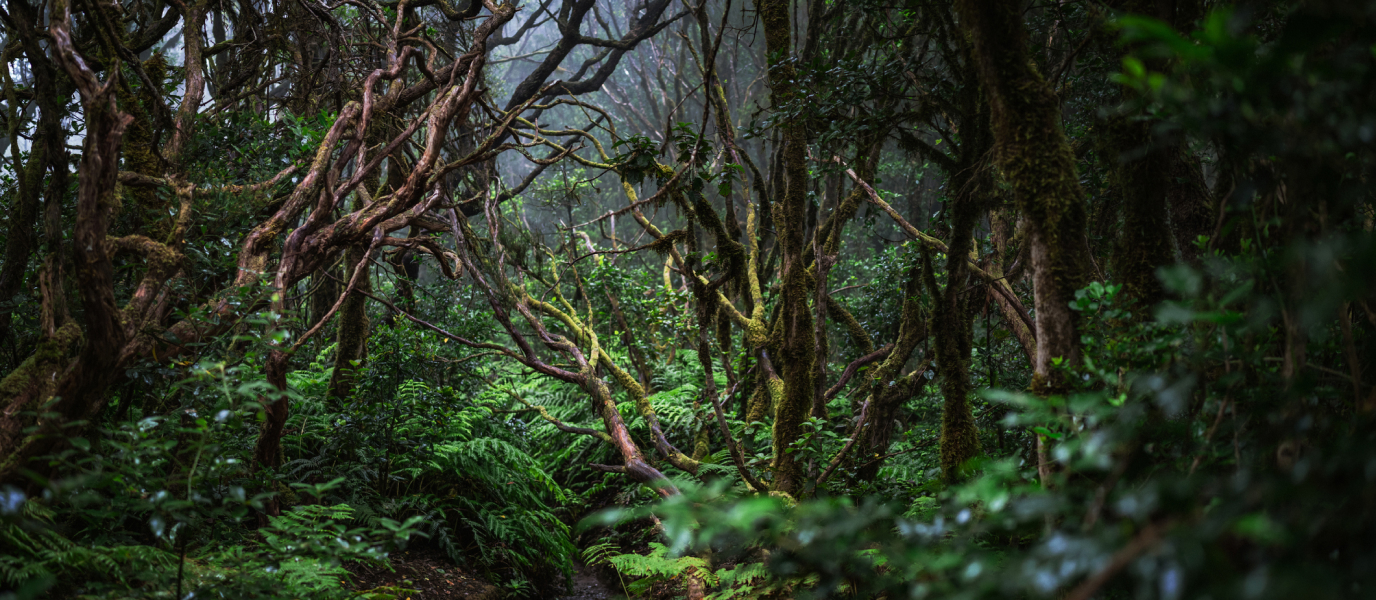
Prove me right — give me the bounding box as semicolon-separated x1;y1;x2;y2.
0;0;1373;598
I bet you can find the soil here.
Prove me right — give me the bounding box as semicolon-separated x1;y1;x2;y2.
345;547;621;600
559;561;621;600
346;547;500;600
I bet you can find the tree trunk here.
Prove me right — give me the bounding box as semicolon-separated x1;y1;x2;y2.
929;207;984;482
754;0;814;498
0;0;134;482
1103;0;1210;304
327;243;371;402
1102;113;1173;309
0;0;70;353
957;0;1093;392
853;265;927;482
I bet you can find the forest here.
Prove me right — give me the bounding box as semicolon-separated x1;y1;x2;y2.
0;0;1372;598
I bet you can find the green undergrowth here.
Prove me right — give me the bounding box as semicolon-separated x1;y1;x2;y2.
1;326;578;598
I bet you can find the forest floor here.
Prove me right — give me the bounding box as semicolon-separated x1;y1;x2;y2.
346;547;620;599
559;561;621;600
347;547;500;600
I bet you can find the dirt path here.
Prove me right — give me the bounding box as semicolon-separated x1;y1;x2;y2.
347;549;500;599
560;561;621;600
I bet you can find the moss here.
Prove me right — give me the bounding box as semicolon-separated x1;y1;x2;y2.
928;202;985;484
692;425;710;462
328;225;371;401
0;323;82;452
118;54;169;239
715;303;733;352
827;301;874;356
1100;113;1172;309
753;0;818;496
745;383;771;425
767;490;798;508
746;319;768;347
958;0;1093;384
852;266;928;481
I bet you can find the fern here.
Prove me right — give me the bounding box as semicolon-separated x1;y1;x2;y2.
0;521;179;593
581;540;633;597
708;562;770;600
606;542;718;595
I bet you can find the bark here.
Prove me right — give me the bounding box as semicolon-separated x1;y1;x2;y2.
807;136;885;423
0;115;49;347
247;4;514;472
0;323;82;455
754;0;814;498
989;204;1037;363
929;207;983;483
0;0;134;482
957;0;1093;392
451;209;680;494
162;2;205;167
327;243;371;402
1102;112;1173;309
327;186;373;402
0;0;70;349
853;265;928;482
117;54;170;238
1103;0;1209;304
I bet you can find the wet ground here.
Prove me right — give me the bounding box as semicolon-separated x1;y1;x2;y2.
559;561;621;600
347;548;620;600
347;548;500;600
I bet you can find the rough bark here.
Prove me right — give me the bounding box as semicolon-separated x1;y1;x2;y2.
0;0;134;481
957;0;1093;391
1102;113;1173;309
0;0;71;350
754;0;814;498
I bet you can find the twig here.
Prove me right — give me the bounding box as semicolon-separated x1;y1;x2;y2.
815;400;870;486
286;229;384;355
1064;521;1170;600
708;367;768;493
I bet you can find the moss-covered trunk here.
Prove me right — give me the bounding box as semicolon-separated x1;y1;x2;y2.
957;0;1093;391
327;242;371;402
754;0;814;497
853;265;927;482
1102;113;1174;308
929;204;983;482
0;2;133;480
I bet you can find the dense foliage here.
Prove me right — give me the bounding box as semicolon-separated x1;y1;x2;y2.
0;0;1373;599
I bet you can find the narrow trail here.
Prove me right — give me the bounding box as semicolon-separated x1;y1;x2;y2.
560;561;620;600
